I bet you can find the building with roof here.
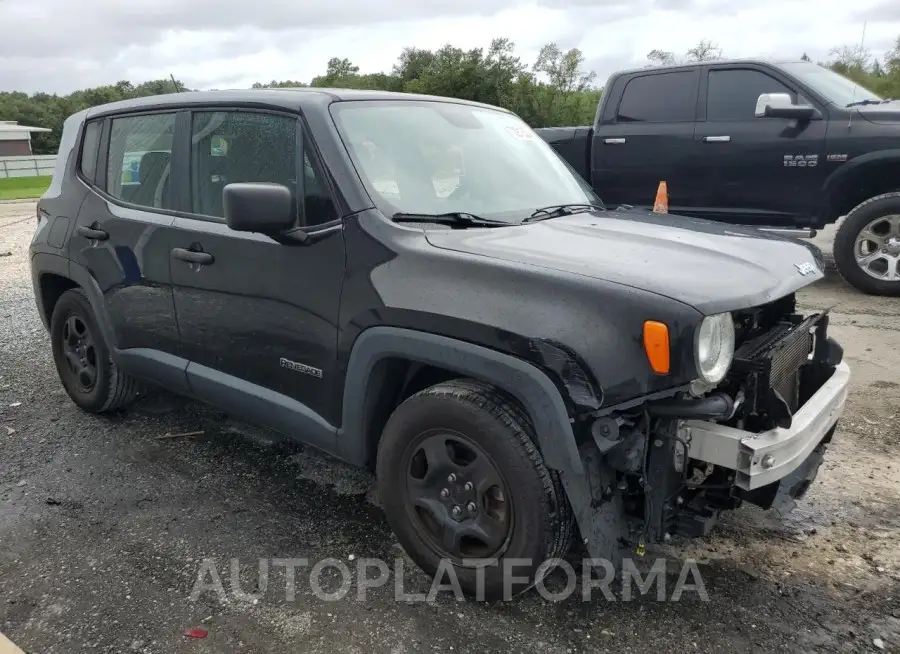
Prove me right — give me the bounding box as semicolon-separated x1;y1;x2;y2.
0;120;52;156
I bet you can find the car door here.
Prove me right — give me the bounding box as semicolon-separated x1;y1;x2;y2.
692;65;828;226
169;108;344;436
591;69;703;212
69;110;188;391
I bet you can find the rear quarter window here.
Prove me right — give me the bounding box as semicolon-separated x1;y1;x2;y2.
78;120;102;183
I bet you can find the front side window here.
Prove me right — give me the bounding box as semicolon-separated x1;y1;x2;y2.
330;100;599;222
617;71;698;123
105;113;176;209
707;69;794;121
190;111;296;220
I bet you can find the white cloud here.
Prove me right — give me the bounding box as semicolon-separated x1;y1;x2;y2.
0;0;898;94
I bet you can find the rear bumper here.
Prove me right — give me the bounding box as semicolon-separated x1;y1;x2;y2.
682;361;850;491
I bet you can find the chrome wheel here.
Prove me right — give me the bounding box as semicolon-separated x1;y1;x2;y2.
854;214;900;281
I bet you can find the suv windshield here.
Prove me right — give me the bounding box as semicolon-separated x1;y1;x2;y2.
330;100;601;223
778;61;883;107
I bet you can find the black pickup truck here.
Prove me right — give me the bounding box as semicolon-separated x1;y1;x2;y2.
539;59;900;296
33;88;849;599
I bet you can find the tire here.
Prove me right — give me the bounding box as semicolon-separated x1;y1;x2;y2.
376;378;575;600
50;288;140;413
833;192;900;296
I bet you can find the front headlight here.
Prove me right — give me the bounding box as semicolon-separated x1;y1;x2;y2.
695;312;735;384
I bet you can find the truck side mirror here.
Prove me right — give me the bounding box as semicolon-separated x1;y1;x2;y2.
755;93;816;120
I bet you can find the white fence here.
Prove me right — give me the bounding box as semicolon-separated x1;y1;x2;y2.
0;155;57;179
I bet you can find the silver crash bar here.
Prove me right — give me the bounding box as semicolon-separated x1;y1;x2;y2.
682;361;850;490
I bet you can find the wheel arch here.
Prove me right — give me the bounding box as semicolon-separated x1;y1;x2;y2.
32;252;75;330
33;256;120;355
336;327;584;477
821;151;900;222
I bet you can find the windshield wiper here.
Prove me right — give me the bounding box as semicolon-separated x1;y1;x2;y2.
846;99;883;107
522;203;604;223
391;212;509;228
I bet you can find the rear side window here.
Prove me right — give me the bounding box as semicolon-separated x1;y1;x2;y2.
78;121;102;183
617;71;698;123
105;113;177;210
707;69;794;121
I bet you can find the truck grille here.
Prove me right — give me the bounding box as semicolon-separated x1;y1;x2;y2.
730;314;817;413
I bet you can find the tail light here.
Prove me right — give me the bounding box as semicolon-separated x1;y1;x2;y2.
36;202;49;225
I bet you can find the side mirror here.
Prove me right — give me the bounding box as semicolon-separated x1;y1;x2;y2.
755;93;816;120
223;182;295;234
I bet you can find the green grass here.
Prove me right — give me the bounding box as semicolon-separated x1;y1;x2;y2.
0;175;52;201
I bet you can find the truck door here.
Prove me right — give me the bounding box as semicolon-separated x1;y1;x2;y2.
591;69;703;212
693;65;828;227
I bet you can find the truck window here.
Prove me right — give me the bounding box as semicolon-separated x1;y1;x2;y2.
616;71;698;123
706;69;793;121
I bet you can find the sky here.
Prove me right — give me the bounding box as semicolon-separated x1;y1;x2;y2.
1;0;899;95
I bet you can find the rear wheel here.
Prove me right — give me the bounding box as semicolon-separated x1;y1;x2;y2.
376;378;574;600
833;192;900;296
50;288;140;413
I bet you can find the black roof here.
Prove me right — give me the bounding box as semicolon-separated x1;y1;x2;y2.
84;87;509;118
611;58;810;77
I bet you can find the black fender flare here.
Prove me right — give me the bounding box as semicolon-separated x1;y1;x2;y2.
336;326;583;476
30;252;70;329
33;256;121;356
820;149;900;215
68;260;120;355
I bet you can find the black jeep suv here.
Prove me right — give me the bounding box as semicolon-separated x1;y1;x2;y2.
31;89;850;599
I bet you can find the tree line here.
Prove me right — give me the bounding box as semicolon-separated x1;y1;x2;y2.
2;36;899;156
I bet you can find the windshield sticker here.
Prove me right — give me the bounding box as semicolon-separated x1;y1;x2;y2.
505;125;534;140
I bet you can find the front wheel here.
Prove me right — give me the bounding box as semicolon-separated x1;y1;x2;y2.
833;192;900;296
376;379;574;600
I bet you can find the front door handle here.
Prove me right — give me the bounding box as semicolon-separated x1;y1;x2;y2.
702;135;731;143
604;138;627;144
76;225;108;241
172;248;214;266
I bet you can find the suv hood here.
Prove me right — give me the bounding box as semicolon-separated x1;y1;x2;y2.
424;209;824;315
856;101;900;125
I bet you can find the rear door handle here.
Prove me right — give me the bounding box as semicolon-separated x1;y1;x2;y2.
604;138;627;144
172;248;214;266
702;135;731;143
76;225;108;241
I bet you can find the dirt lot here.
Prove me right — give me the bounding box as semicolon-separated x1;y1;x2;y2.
1;200;899;653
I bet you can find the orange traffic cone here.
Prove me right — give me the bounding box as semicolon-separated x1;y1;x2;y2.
652;181;668;214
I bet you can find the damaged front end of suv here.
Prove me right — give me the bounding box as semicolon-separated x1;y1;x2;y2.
565;292;850;562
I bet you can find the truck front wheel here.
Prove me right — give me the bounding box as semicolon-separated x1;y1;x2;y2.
834;192;900;296
376;378;574;600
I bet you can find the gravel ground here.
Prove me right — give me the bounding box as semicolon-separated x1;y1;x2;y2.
1;201;899;653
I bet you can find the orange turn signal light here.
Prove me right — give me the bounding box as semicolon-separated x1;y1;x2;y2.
643;320;670;374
